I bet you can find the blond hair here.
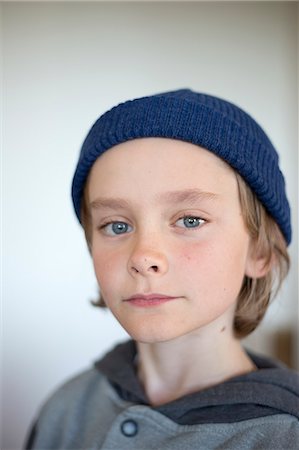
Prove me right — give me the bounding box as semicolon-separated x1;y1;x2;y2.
81;173;290;338
233;173;289;337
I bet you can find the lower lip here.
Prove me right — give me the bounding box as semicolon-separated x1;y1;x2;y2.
126;298;177;307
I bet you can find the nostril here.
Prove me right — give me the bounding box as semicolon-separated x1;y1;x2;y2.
151;265;158;272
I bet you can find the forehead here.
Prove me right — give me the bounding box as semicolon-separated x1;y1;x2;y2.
88;137;236;199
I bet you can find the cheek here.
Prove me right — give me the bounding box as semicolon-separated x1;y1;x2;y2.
176;237;248;297
177;244;214;288
91;248;121;292
177;240;217;269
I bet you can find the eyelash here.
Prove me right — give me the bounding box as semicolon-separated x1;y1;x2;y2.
98;215;206;236
99;221;133;236
176;215;206;229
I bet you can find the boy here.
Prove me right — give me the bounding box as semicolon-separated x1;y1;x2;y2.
27;89;298;449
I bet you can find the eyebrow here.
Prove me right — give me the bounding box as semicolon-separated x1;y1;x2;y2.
90;188;219;211
90;197;131;211
157;188;219;205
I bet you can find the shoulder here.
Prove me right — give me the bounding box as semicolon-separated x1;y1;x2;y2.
247;351;299;398
230;352;299;420
29;340;136;440
26;364;123;449
34;368;103;420
37;365;112;419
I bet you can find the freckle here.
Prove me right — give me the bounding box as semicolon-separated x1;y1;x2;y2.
221;326;226;332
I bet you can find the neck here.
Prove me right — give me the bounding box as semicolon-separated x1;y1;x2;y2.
136;326;255;406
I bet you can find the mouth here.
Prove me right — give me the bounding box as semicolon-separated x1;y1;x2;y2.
123;293;179;307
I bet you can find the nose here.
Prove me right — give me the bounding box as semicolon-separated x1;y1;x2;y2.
127;234;169;277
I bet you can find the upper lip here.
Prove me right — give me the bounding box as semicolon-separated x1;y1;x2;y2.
124;293;177;301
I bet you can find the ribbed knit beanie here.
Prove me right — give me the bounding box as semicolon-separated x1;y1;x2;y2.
71;89;291;245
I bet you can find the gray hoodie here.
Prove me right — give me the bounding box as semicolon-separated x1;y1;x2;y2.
26;340;299;450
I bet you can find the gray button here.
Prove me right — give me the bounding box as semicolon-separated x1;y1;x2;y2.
120;419;138;437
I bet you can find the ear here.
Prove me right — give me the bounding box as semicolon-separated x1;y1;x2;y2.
245;241;274;279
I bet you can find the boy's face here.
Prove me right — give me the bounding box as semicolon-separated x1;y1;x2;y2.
88;138;255;343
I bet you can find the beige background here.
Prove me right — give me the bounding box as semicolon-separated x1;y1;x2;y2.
2;2;298;449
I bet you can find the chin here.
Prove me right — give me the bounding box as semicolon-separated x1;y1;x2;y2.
121;319;188;344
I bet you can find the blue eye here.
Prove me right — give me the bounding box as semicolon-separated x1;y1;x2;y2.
176;216;205;229
102;221;132;236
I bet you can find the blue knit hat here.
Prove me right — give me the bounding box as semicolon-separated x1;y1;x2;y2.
71;89;291;244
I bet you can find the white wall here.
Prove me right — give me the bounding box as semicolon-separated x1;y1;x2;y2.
2;2;298;449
